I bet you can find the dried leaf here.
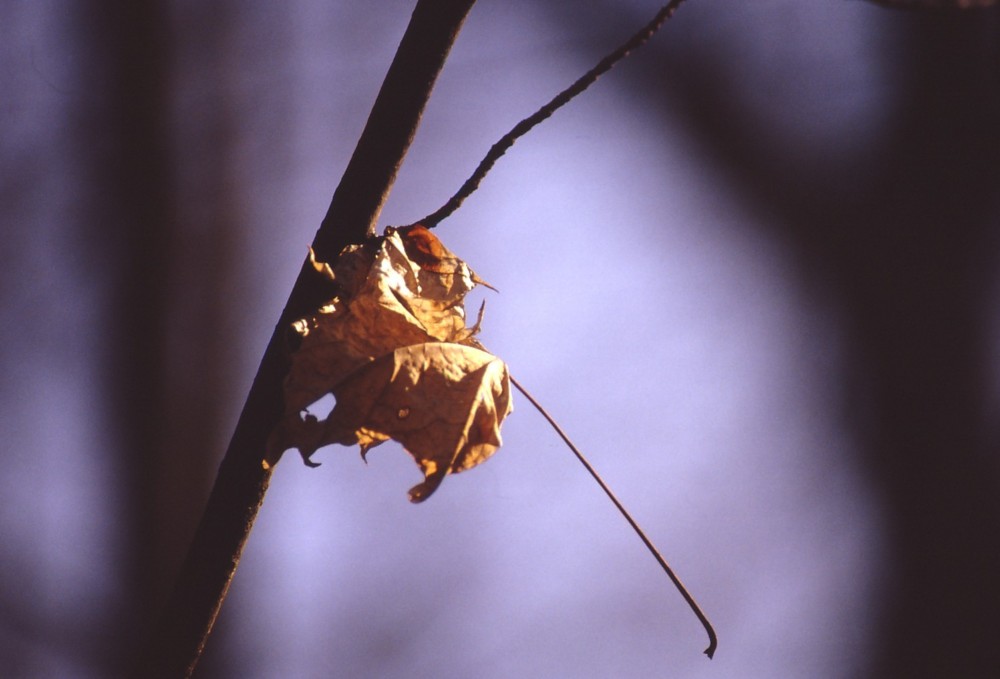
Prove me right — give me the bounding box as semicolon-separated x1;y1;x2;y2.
398;224;498;291
276;342;510;502
267;227;511;501
279;228;483;417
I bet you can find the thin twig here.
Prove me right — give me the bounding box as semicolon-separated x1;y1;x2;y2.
860;0;995;8
411;0;688;228
510;374;718;659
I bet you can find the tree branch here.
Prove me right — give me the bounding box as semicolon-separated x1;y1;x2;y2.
414;0;687;228
859;0;996;9
133;2;476;676
313;0;478;257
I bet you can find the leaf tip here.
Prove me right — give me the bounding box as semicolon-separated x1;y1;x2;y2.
308;246;336;281
407;467;447;503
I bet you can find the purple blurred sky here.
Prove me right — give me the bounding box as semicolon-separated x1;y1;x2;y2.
7;1;997;677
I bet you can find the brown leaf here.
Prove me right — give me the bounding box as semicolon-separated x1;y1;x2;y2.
273;342;511;502
279;229;482;418
267;228;511;501
397;224;498;291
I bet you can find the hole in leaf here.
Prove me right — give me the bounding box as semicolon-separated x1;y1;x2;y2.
302;393;336;421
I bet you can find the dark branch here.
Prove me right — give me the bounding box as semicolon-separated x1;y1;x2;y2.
133;2;476;677
859;0;996;8
314;0;478;257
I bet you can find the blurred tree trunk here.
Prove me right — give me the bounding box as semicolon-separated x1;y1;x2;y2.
638;8;1000;677
82;2;239;672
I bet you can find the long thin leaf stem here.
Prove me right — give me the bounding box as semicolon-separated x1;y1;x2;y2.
510;374;717;659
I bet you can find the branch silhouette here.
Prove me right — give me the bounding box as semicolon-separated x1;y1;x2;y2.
412;0;688;229
861;0;995;8
133;2;476;676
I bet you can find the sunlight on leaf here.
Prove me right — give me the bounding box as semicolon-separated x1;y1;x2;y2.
267;226;512;502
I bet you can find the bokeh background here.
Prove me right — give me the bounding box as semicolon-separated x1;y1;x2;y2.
3;1;999;677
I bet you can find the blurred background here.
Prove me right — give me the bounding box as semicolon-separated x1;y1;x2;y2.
3;1;999;677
